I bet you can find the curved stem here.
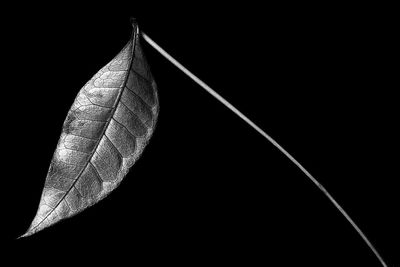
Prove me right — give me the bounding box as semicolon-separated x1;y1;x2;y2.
141;32;387;267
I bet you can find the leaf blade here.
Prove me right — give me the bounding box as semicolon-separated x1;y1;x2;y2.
22;23;159;237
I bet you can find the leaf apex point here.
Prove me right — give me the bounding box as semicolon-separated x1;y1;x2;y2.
17;232;28;239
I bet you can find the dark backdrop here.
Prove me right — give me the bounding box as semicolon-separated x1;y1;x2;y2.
3;4;397;266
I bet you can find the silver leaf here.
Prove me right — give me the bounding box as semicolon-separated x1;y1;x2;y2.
22;21;159;237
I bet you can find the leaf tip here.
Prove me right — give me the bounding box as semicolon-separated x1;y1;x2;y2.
18;229;33;239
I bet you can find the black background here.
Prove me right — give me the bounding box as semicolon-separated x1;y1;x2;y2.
2;4;397;266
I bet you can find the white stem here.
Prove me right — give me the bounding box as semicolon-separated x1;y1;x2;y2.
141;32;387;267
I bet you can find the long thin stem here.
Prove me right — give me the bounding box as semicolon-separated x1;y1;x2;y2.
141;32;387;267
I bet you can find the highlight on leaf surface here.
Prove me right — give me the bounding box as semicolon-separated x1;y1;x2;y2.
21;21;159;237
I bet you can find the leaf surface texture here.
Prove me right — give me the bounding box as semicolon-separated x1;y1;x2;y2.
23;23;159;237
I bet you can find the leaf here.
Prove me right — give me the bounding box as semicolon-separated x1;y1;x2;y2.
22;21;159;237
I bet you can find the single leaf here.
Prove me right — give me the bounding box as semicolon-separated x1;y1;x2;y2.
22;21;159;237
